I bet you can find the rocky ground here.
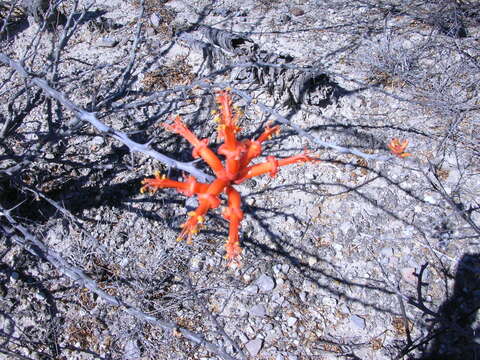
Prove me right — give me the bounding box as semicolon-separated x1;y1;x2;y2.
1;0;479;359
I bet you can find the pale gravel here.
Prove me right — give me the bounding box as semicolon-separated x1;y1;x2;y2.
1;0;479;360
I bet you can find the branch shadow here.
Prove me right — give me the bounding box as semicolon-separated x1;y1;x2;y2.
0;254;110;359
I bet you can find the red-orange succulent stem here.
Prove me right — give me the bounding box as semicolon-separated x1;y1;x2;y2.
387;138;411;158
223;186;243;262
238;139;261;170
141;173;209;197
226;158;240;180
236;152;314;183
215;91;245;179
218;143;246;180
209;177;230;197
141;175;182;193
238;125;281;170
164;116;225;176
178;204;209;243
180;176;210;196
216;92;239;147
216;91;235;127
257;124;281;143
177;178;229;243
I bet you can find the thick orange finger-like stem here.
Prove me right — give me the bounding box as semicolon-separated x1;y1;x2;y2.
218;142;246;180
215;91;240;146
177;178;229;243
216;91;237;128
215;91;244;179
207;178;229;198
164;116;225;176
141;172;182;193
235;152;315;183
223;186;243;262
178;205;209;244
179;176;210;197
163;116;202;149
238;124;281;170
257;124;281;143
141;173;209;197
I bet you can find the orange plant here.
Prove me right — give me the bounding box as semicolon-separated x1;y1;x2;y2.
388;138;411;158
141;91;316;264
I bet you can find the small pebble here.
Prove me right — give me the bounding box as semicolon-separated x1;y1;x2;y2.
310;206;321;218
91;136;104;145
119;258;129;268
302;279;315;292
256;274;275;292
290;7;304;16
10;271;19;282
35;291;47;300
123;339;141;359
272;293;285;305
401;267;417;285
278;14;291;24
245;338;263;356
287;316;297;327
273;264;282;274
190;256;203;272
307;256;317;266
263;323;273;331
244;284;259;294
322;296;337;307
350;314;366;330
213;8;230;17
150;13;161;28
97;37;119;48
238;332;248;344
145;27;155;37
332;243;343;253
380;247;394;257
249;304;266;318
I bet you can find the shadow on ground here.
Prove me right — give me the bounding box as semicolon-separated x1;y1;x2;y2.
418;253;480;360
